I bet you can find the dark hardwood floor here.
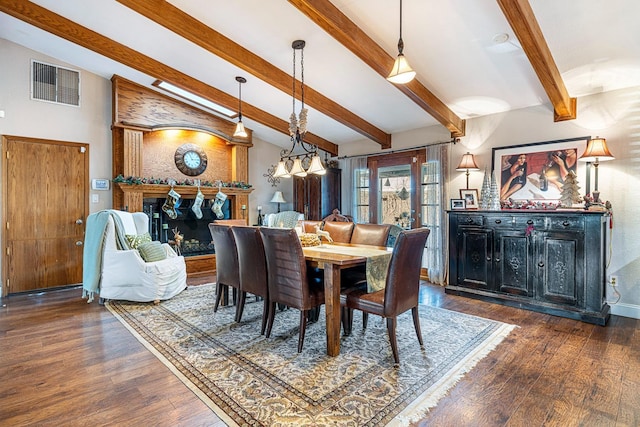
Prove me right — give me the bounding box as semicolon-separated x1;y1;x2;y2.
1;278;638;427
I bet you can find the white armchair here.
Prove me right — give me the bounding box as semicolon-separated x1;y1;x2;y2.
82;210;187;303
264;211;304;228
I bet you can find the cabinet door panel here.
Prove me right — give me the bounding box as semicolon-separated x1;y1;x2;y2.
496;231;532;296
457;227;493;290
535;231;584;306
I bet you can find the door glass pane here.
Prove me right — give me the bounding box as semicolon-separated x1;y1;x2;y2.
379;165;411;229
355;169;370;223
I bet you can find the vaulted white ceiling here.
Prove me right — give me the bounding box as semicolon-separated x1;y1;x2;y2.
1;0;639;155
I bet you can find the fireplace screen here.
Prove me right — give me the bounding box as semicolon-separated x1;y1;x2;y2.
143;197;232;256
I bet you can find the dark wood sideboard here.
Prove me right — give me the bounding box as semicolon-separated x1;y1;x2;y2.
446;210;610;325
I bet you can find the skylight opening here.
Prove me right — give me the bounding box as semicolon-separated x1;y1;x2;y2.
153;80;236;118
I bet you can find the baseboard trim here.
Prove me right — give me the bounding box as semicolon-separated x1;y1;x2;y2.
609;302;640;319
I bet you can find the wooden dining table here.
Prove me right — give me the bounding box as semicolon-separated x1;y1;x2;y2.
302;243;391;357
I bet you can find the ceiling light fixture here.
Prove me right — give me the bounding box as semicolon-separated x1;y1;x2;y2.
387;0;416;84
274;40;325;179
153;80;235;117
233;76;247;138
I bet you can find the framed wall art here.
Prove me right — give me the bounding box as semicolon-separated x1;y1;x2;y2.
460;189;479;209
491;136;589;202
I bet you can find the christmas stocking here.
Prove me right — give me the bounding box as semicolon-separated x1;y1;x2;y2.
192;188;205;219
212;191;227;219
162;188;181;219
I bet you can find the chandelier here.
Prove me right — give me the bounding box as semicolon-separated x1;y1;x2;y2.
273;40;325;178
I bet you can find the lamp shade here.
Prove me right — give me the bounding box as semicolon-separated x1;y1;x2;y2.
273;161;291;178
387;54;416;84
456;152;480;171
233;121;247;138
579;137;614;162
289;158;307;177
270;191;286;204
307;154;326;175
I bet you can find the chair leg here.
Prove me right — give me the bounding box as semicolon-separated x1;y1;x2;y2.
265;302;277;338
235;291;247;323
386;317;400;365
412;306;424;347
341;306;353;336
298;310;308;353
362;312;368;329
260;297;270;335
214;283;226;312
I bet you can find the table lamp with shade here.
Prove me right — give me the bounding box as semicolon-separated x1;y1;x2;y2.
456;152;480;189
578;136;614;203
270;191;286;213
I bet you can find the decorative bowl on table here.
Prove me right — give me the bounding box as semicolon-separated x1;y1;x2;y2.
299;233;321;247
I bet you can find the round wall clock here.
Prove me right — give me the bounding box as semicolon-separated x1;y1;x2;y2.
174;143;208;176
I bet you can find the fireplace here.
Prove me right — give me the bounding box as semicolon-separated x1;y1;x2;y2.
143;197;233;257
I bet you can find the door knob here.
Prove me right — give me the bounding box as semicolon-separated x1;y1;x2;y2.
76;241;83;246
76;219;83;225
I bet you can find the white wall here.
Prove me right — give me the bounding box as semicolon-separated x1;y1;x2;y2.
0;39;113;212
247;137;297;224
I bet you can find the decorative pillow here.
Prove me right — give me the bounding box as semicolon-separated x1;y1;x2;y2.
137;241;167;262
125;232;152;249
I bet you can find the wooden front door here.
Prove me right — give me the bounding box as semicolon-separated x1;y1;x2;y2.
2;136;89;295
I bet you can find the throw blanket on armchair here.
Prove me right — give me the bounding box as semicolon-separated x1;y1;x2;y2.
82;210;129;303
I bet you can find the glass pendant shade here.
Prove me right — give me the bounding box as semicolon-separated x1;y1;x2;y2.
307;155;326;175
274;161;291;178
233;120;247;138
387;54;416;84
290;158;307;177
234;76;248;138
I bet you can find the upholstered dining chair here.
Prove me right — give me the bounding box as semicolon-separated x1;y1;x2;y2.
321;221;354;243
208;223;241;319
231;226;269;334
259;227;325;353
350;223;392;247
340;228;431;364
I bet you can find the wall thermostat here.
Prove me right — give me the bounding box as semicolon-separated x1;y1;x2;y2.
92;178;110;190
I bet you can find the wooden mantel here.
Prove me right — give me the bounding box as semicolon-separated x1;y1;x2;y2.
116;183;253;218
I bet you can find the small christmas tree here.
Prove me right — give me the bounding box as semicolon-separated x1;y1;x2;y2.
559;170;582;207
489;172;501;210
480;168;491;210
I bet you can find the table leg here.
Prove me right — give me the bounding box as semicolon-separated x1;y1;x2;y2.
323;262;341;356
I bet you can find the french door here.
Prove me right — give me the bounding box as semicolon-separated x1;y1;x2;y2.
367;150;426;228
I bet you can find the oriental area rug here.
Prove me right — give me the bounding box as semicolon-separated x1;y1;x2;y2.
106;284;515;426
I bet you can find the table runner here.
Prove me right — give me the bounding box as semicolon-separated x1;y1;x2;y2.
309;244;392;291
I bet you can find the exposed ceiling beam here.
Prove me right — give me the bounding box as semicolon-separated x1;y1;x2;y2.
0;0;339;155
289;0;466;138
497;0;577;121
116;0;391;149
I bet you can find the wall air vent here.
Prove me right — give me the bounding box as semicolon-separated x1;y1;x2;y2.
31;60;80;107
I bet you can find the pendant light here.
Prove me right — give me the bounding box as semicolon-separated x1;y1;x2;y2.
274;40;326;178
233;76;248;138
387;0;416;84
